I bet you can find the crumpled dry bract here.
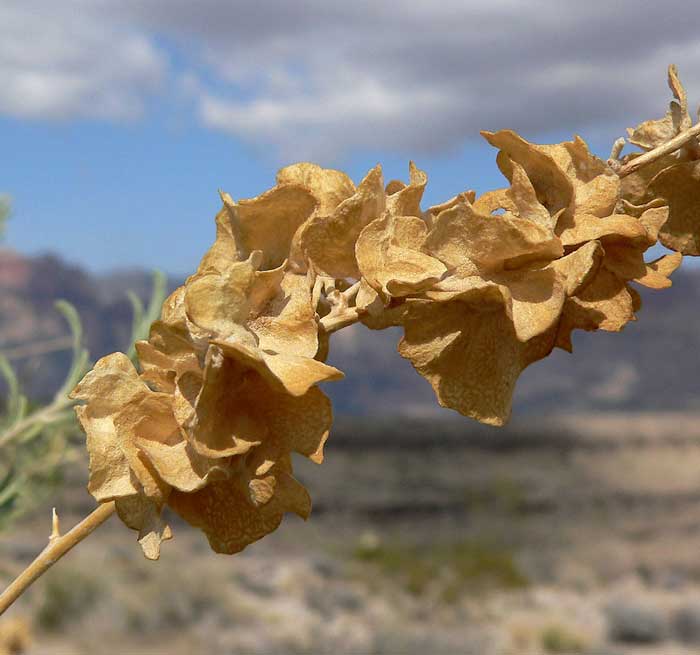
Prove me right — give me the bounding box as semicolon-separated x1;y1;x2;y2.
627;65;691;151
384;161;428;218
482;130;620;222
649;160;700;256
423;197;563;275
247;271;319;358
479;128;684;352
219;185;318;270
473;159;555;230
184;254;259;338
555;267;637;352
396;299;557;426
185;238;321;359
188;341;341;458
300;165;386;278
481;130;574;218
71;352;182;560
538;136;620;220
277;162;355;216
356;211;446;298
553;207;682;350
168;459;311;555
275;162;357;270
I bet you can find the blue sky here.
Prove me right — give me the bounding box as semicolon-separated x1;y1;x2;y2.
2;1;699;275
3;116;620;276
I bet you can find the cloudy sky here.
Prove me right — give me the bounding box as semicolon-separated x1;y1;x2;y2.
2;0;699;274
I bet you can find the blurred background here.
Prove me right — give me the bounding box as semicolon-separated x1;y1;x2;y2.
2;2;700;654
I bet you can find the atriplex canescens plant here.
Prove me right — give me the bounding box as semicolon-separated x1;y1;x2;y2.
2;64;700;614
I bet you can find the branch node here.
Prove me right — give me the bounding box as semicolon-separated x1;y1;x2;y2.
609;137;626;162
342;281;361;303
618;121;700;178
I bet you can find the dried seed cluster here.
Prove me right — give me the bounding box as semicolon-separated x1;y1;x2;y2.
71;66;700;558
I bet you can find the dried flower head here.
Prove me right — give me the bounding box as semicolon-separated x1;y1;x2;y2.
357;130;681;424
72;188;343;557
481;130;680;350
359;164;569;425
69;64;696;559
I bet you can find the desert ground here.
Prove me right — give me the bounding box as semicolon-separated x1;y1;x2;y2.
3;412;700;654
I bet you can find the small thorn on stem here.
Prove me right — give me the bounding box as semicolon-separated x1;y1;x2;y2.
1;501;116;614
50;508;60;541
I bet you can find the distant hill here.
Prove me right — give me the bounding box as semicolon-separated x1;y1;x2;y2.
0;249;181;401
1;248;699;416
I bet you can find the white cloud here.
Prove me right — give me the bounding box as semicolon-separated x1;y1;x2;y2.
2;1;700;159
0;2;166;121
199;75;450;161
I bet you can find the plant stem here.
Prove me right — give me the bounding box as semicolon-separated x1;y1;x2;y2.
319;308;360;333
617;122;700;178
0;501;116;615
0;400;72;449
0;335;73;362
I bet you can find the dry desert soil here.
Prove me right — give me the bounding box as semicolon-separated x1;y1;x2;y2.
3;412;700;655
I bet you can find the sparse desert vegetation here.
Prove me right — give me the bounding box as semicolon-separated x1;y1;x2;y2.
4;414;700;653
